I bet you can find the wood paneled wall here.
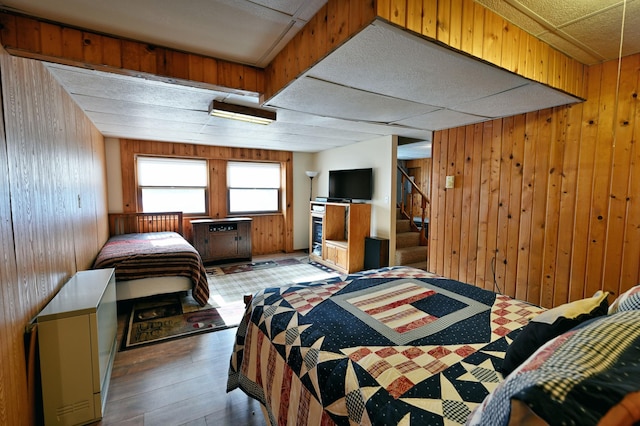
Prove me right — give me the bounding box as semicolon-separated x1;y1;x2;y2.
0;50;108;425
119;139;294;255
429;52;640;309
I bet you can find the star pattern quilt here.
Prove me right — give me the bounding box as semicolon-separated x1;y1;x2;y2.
227;266;545;425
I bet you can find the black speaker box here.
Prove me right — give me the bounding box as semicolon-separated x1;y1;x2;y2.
364;237;389;270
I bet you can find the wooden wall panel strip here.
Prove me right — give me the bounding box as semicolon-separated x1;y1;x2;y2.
602;54;640;296
540;108;565;308
585;60;617;298
472;122;491;288
554;103;582;306
457;126;474;284
0;51;21;426
505;115;525;297
442;129;455;278
620;65;640;294
569;65;600;301
428;131;443;272
495;116;513;295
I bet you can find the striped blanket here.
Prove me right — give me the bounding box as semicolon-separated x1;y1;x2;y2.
93;231;209;306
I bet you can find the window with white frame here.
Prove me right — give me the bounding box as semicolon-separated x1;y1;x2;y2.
227;161;280;214
137;156;208;214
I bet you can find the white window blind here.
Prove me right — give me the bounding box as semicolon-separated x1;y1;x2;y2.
227;161;280;213
137;156;207;214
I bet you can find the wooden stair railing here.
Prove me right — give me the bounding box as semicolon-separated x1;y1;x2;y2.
398;165;429;246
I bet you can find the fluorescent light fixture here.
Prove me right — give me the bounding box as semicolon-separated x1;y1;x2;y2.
209;100;276;125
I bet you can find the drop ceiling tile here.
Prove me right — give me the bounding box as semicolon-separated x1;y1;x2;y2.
266;76;439;122
96;123;205;142
305;20;528;108
536;31;603;65
87;111;206;133
560;1;640;61
394;109;490;131
513;0;622;27
275;110;397;135
72;95;211;124
47;65;220;110
455;83;581;117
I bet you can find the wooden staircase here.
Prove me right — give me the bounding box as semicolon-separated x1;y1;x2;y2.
395;165;430;270
395;210;428;269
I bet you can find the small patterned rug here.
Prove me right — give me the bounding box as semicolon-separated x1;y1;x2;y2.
121;258;341;350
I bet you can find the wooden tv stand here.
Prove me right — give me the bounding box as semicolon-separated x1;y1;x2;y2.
309;201;371;274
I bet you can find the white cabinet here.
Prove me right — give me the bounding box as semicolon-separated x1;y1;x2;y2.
37;268;117;426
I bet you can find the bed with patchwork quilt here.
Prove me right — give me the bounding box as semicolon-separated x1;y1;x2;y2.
227;266;546;425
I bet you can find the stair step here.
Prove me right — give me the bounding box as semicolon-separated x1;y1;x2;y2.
396;231;420;248
395;245;427;265
396;219;412;233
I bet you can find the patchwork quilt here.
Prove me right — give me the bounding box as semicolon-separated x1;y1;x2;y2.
227;266;545;426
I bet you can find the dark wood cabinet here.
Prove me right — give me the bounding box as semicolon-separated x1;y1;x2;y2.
190;218;252;263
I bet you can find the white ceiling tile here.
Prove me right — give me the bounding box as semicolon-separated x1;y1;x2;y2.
395;110;491;131
560;2;640;61
47;65;221;110
72;95;211;125
454;83;581;117
513;0;623;27
536;31;604;64
87;112;207;133
266;76;440;122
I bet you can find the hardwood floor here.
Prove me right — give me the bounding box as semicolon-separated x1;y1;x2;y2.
99;324;266;426
96;252;308;426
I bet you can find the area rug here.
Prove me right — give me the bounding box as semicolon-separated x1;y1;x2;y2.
121;258;341;350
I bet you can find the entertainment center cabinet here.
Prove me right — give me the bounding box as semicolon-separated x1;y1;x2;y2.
191;217;252;263
309;201;371;274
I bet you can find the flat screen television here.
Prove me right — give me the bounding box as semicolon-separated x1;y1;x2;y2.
328;168;373;201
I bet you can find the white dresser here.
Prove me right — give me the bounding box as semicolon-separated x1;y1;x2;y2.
37;268;117;426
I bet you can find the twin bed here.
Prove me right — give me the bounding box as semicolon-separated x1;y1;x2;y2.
93;212;209;306
227;266;640;425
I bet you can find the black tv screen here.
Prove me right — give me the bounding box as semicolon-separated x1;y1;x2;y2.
328;168;373;201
